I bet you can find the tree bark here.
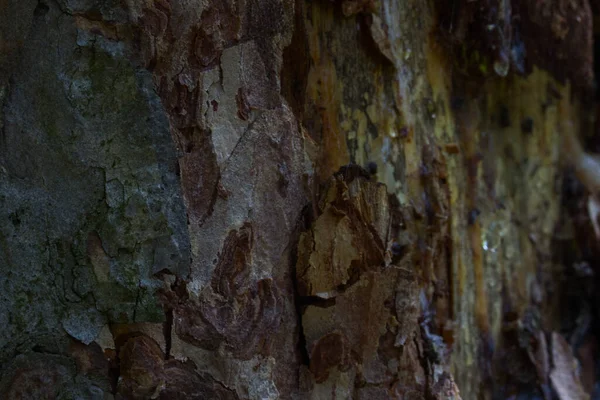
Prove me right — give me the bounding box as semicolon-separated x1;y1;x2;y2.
0;0;596;399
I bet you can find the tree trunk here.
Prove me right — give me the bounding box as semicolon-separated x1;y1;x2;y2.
0;0;596;399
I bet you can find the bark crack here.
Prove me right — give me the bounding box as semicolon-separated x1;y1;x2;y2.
164;308;173;359
289;205;314;367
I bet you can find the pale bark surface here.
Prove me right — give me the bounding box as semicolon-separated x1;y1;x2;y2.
0;0;596;399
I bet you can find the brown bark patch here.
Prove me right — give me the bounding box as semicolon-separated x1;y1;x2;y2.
296;173;389;298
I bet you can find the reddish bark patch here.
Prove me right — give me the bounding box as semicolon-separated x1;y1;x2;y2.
117;335;166;398
69;340;109;376
236;88;250;121
178;135;220;225
6;365;68;399
164;224;282;359
309;331;353;383
114;333;239;399
160;360;240;399
191;2;242;68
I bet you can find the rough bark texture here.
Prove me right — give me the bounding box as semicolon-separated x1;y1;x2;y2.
0;0;597;399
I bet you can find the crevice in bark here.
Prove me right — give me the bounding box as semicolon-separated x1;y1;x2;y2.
547;4;600;397
297;296;337;309
289;204;313;367
33;1;49;17
357;14;395;67
164;308;173;360
294;307;310;367
132;280;142;323
108;345;121;395
280;0;309;121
